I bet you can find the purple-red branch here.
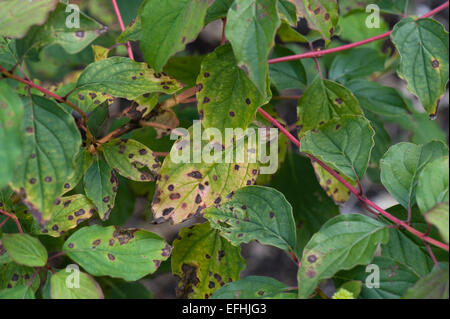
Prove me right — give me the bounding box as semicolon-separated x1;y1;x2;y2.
268;1;449;65
111;0;135;60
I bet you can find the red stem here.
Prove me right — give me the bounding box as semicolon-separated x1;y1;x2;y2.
111;0;135;60
256;109;449;252
268;1;449;65
0;209;23;233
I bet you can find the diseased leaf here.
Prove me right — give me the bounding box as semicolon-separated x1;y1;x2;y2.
152;126;261;224
211;276;296;299
0;81;24;188
0;284;35;299
424;203;449;244
197;44;266;134
11;95;82;227
0;262;40;292
102;139;161;182
171;222;245;299
380;141;448;209
63;225;170;281
336;256;420;299
16;2;106;58
329;48;385;83
300;116;375;182
140;0;210;72
312;161;356;203
270;152;339;256
50;269;104;299
164;55;204;87
226;0;280;94
43;195;96;237
83;156;118;221
205;186;296;253
295;0;339;43
298;214;389;298
416;156;449;214
0;0;58;38
391;18;449;116
2;234;47;267
403;269;449;299
76;57;182;100
297;77;363;138
278;0;298;26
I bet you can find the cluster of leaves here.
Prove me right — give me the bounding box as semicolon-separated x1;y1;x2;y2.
0;0;448;299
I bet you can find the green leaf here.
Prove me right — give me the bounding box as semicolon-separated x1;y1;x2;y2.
346;80;409;117
416;156;449;214
380;141;448;209
298;214;389;298
424;203;449;244
329;48;385;83
102;138;161;182
102;279;153;299
103;176;136;227
296;0;339;43
152;126;260;224
270;153;339;256
269;46;307;91
0;82;24;188
0;0;58;38
391;18;449;116
16;2;106;58
336;256;420;299
140;0;210;72
63;225;170;281
205;186;296;253
211;276;296;299
76;57;182;101
50;269;104;299
43;195;97;237
83;156;118;221
171;222;245;299
11;95;82;226
2;233;47;267
0;284;35;299
300;115;375;182
278;0;298;25
197;44;266;134
296;77;363;138
205;0;234;25
226;0;280;94
403;269;449;299
164;55;204;87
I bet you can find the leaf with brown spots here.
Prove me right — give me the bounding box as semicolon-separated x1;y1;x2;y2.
152;126;261;224
297;214;389;298
171;223;245;299
11;95;82;227
0;262;40;293
293;0;339;43
205;186;296;253
211;276;297;299
197;44;268;134
102;139;161;182
297;76;363;138
312;162;356;204
43;194;96;237
63;225;170;281
391;18;449;117
76;57;182;101
83;156;118;221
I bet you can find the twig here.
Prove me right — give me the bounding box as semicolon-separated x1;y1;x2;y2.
111;0;134;60
0;209;23;233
